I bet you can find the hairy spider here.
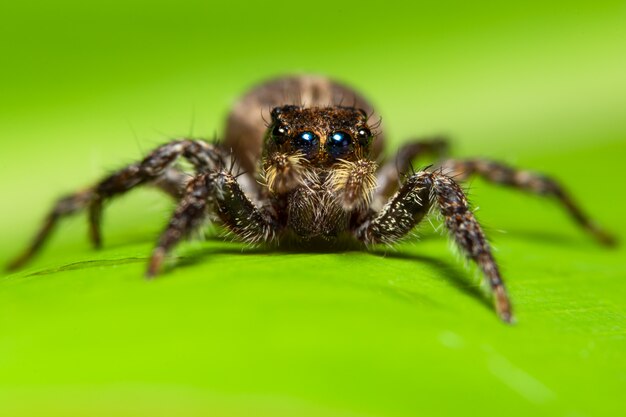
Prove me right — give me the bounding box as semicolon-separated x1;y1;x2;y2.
7;75;616;323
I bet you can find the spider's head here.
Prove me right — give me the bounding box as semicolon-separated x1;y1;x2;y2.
264;105;375;164
262;105;377;199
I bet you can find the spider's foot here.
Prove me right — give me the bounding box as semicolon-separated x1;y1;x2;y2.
494;286;515;325
5;252;31;273
591;227;618;247
146;248;166;279
90;235;103;250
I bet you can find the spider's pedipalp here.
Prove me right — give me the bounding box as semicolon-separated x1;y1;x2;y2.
327;158;378;210
262;151;307;194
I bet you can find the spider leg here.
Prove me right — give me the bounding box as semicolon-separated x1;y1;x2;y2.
354;170;513;323
440;158;616;246
88;167;192;249
6;139;227;271
146;170;280;277
374;136;449;205
151;167;192;200
6;191;96;271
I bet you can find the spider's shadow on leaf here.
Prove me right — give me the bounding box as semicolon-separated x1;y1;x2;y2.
172;242;494;314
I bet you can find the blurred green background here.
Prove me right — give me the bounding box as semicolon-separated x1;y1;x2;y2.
1;1;625;416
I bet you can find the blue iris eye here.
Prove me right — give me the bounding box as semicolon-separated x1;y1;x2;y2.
327;131;352;157
332;132;345;143
291;131;319;156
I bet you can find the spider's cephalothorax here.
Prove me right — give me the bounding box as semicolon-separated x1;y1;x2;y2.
7;75;616;323
261;105;379;239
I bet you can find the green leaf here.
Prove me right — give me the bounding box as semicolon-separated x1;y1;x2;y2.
1;2;625;416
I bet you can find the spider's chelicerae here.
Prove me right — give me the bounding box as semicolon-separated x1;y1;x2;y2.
7;75;616;323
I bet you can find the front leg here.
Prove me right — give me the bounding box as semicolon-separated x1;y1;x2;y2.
355;171;513;323
147;171;281;277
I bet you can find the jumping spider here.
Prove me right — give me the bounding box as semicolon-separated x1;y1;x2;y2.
7;75;616;323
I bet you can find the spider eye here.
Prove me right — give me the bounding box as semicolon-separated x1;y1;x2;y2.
356;127;372;145
292;131;319;154
327;131;353;158
272;124;289;144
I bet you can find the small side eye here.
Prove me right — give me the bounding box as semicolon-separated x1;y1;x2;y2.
356;127;372;145
272;124;289;144
292;131;319;154
327;131;353;158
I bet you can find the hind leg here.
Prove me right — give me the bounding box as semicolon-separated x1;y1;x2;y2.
374;137;449;207
7;139;227;271
441;159;616;246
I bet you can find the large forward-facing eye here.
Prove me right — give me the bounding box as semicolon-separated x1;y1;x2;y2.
327;131;353;158
291;131;319;155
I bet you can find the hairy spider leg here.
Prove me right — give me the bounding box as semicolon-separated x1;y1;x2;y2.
6;139;227;271
89;165;201;247
440;159;616;246
151;167;194;200
147;171;280;278
355;170;513;323
375;137;449;204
